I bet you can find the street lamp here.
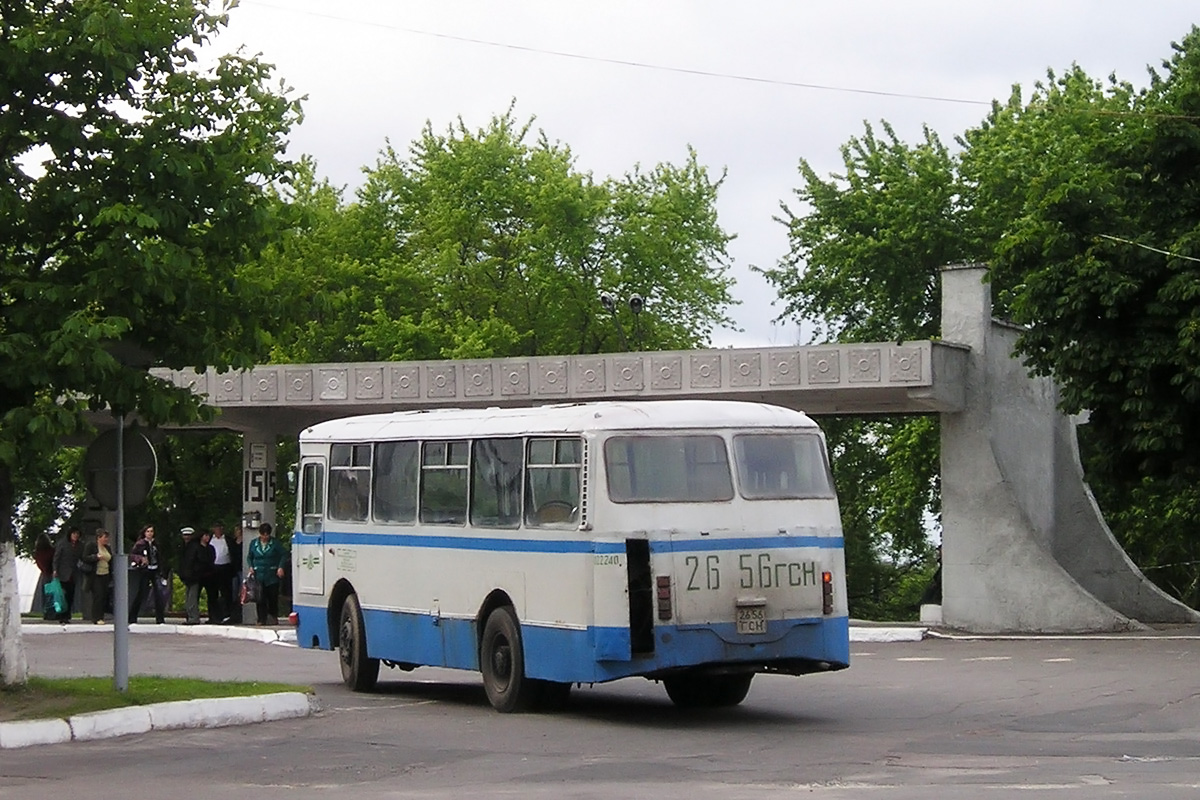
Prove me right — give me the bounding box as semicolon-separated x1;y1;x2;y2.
599;292;645;350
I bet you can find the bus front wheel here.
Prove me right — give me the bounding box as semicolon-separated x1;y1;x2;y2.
339;594;380;692
664;673;754;708
480;606;538;713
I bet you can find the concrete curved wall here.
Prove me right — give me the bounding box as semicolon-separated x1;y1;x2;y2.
984;321;1197;626
1051;412;1199;623
937;265;1199;632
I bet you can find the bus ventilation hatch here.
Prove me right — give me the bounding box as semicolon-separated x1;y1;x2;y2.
626;539;655;655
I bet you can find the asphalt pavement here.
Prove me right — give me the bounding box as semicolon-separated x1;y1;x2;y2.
6;617;1196;754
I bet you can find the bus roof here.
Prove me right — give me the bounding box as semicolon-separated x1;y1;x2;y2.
300;400;819;442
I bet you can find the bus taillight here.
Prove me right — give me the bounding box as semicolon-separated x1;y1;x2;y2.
656;575;673;621
822;571;833;615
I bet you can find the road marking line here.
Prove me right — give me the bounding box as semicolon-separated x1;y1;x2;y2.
962;656;1012;662
895;657;944;662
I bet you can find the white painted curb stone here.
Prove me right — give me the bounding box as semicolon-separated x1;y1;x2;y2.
850;627;927;643
146;699;210;731
190;696;267;727
69;706;152;741
259;692;313;721
0;718;72;749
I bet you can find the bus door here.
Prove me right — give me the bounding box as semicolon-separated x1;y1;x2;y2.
294;458;327;597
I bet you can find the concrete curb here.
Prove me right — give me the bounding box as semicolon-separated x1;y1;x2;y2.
849;627;927;643
0;692;316;750
20;621;296;645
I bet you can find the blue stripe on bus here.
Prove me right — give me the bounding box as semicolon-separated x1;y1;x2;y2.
293;603;849;684
292;530;843;554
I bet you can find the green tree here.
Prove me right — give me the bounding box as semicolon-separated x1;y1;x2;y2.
255;109;737;363
964;37;1200;482
0;0;301;685
959;30;1200;608
759;123;968;617
765;27;1200;612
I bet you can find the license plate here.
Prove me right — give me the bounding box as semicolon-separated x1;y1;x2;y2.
735;604;767;635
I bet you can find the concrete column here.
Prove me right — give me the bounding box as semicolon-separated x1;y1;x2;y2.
240;434;277;623
938;264;1135;632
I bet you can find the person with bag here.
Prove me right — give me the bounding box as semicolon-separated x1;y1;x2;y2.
128;525;166;624
51;526;83;622
82;529;112;624
246;523;286;626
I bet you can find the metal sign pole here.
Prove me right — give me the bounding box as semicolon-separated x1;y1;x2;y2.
113;412;129;692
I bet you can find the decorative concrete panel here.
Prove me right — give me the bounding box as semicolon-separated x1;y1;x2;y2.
690;354;722;388
215;372;243;402
318;369;348;400
848;348;882;383
575;358;607;394
613;357;644;392
355;367;384;399
250;369;279;402
285;369;313;401
501;362;530;396
390;366;419;399
537;360;569;395
769;352;800;386
180;371;207;396
890;346;923;382
464;363;494;397
651;355;682;390
730;353;762;387
807;350;841;384
426;364;457;398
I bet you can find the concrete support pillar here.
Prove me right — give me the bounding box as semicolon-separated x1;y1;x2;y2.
938;264;1137;632
240;433;277;623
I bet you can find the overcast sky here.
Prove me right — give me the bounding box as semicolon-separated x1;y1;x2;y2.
221;1;1198;348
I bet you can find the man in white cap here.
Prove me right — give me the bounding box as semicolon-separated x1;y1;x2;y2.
177;527;205;625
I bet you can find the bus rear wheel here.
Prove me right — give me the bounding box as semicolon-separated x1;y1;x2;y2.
664;673;754;708
480;606;539;713
339;594;380;692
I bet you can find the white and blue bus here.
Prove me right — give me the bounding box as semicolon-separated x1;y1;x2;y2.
291;400;849;711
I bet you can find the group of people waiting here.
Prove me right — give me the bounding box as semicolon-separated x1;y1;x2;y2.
36;520;289;627
180;522;289;626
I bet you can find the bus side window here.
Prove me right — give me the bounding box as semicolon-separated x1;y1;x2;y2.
525;437;581;526
420;440;468;525
329;443;370;521
373;441;418;523
471;438;522;529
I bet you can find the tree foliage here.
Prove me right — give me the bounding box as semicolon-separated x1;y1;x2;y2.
0;0;301;684
759;124;967;617
252;110;737;363
764;26;1200;612
964;37;1200;483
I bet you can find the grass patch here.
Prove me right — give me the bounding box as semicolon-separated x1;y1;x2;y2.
0;676;311;723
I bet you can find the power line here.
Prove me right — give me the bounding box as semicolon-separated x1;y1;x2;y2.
240;1;992;107
1097;234;1200;264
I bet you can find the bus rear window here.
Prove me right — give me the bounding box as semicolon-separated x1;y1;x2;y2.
733;433;834;499
605;435;733;503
